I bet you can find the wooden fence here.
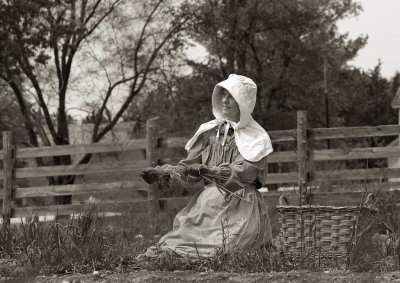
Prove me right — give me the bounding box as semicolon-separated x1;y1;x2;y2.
0;117;160;226
1;111;400;226
156;110;400;207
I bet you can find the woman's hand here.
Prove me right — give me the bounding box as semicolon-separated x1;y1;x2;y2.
205;166;222;176
183;165;226;178
184;164;207;177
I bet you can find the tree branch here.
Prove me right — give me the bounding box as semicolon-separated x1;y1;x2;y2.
93;15;189;142
80;0;123;43
17;54;58;142
92;74;137;140
133;0;164;83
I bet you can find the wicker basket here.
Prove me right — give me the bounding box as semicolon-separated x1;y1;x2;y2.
277;193;376;257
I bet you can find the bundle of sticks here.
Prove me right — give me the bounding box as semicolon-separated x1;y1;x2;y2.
141;165;252;201
140;166;171;185
140;165;230;185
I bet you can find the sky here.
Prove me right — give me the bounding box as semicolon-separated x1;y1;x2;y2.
336;0;400;78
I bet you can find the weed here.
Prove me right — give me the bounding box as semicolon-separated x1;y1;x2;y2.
0;190;398;277
347;190;400;271
0;203;173;276
140;247;290;273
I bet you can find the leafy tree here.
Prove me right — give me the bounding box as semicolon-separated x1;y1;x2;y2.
0;85;27;146
338;64;397;128
0;0;188;157
0;0;189;204
174;0;368;130
124;69;216;136
390;72;400;99
127;0;398;137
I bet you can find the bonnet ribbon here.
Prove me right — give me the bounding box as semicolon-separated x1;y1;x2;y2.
217;121;238;146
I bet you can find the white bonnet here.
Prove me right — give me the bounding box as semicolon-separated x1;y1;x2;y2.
212;74;257;128
185;74;273;162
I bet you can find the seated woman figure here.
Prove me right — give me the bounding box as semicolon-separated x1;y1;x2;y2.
142;74;274;258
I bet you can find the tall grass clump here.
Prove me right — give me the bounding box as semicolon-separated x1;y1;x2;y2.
11;204;114;274
1;188;398;277
0;204;175;276
347;190;400;272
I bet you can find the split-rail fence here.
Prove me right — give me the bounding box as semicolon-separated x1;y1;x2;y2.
1;111;400;227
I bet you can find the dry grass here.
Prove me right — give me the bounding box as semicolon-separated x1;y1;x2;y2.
0;190;399;277
347;190;400;272
139;247;291;273
0;205;174;276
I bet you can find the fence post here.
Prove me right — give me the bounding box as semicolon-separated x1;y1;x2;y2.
2;132;14;228
297;111;310;205
146;117;160;218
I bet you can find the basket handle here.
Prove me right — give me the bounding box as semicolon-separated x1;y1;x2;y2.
279;195;290;206
363;193;376;209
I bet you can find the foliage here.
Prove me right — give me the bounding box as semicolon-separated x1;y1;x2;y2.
0;85;27;146
1;191;398;277
125;72;216;136
141;247;290;273
0;0;188;146
128;0;398;136
179;0;366;127
0;0;189;195
2;0;398;144
0;206;175;276
338;65;397;128
347;190;400;272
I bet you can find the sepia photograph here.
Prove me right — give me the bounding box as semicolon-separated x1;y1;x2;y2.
0;0;399;282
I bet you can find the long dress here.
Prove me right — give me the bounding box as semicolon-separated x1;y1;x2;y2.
154;125;272;258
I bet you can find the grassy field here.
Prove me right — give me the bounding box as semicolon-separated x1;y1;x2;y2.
0;191;399;280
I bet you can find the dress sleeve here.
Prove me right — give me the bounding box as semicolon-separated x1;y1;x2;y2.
178;132;209;166
217;155;268;192
164;132;209;182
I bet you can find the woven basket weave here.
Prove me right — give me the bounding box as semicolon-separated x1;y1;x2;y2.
277;194;376;257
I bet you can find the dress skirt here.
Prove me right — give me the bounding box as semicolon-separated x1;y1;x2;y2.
156;184;272;258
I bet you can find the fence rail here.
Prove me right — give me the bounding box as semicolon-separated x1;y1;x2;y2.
0;139;147;160
12;201;147;218
0;180;148;200
309;125;400;140
0;160;148;180
1;111;400;225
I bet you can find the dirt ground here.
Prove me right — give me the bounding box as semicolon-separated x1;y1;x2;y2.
3;270;400;283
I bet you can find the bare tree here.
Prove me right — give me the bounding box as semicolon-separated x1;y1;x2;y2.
0;0;189;203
